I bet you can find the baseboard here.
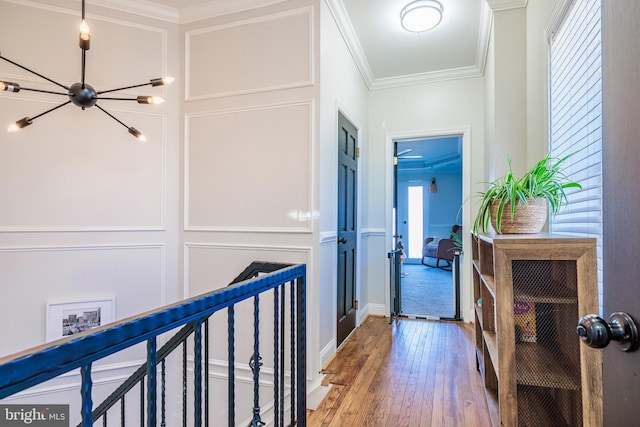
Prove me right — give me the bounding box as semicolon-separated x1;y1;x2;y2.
320;338;336;368
365;303;387;317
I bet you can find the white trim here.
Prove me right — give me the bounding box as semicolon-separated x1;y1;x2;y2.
385;127;473;322
369;65;484;91
319;231;336;244
319;338;336;368
485;0;529;12
545;0;574;41
325;0;492;90
360;228;386;238
86;0;179;23
365;303;387;317
184;7;314;101
476;0;494;76
184;100;315;234
179;0;289;24
324;0;375;89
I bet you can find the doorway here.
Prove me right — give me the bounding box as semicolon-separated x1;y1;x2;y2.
394;136;462;319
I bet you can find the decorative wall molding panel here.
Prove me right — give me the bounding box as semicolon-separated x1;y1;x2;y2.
185;101;314;233
185;7;314;100
0;244;166;355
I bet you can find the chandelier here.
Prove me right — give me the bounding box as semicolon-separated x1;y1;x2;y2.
0;0;173;142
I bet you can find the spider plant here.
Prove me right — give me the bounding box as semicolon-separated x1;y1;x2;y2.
472;153;582;235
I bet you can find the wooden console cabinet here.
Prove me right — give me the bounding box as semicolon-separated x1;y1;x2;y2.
471;233;602;426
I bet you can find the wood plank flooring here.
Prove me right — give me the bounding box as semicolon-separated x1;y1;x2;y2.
307;316;492;427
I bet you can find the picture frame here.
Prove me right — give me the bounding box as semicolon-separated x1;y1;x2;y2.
46;297;115;342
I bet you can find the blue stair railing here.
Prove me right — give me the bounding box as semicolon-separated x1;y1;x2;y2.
0;262;306;426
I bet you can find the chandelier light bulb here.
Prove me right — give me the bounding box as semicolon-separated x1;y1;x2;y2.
150;77;175;87
80;20;90;39
0;81;20;92
79;19;91;50
137;96;165;105
7;117;32;133
400;0;444;33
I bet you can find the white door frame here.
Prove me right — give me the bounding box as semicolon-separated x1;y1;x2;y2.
385;127;473;322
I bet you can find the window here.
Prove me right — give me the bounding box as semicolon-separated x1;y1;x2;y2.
407;185;424;258
548;0;602;312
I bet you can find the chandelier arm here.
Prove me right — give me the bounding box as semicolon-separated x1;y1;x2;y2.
94;97;139;101
97;82;152;95
81;50;87;89
18;87;69;96
0;55;69;91
30;100;72;121
94;104;129;130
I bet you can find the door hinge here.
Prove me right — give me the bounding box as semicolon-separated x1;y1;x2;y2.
393;156;398;166
355;300;359;310
356;147;360;158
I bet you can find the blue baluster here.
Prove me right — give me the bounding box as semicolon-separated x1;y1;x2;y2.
147;337;157;427
80;364;92;427
204;319;209;427
296;276;307;426
249;295;264;427
194;319;203;427
273;287;280;427
228;306;235;427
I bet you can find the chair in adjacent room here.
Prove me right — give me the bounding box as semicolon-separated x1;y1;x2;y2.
421;224;462;270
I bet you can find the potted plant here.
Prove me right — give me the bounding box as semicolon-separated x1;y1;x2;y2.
472;153;581;235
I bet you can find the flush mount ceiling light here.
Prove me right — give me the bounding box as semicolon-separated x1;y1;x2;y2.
0;0;173;141
400;0;444;33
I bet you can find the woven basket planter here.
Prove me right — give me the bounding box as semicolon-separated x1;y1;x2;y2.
490;198;547;234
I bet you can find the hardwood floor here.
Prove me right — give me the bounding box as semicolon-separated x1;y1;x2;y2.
307;316;492;427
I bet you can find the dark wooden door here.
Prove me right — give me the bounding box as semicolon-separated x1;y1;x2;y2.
337;112;357;346
601;1;640;423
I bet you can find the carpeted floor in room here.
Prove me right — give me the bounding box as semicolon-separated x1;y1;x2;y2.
400;263;454;318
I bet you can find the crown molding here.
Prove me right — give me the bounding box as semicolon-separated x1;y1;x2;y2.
86;0;180;23
476;0;493;76
324;0;375;89
327;0;491;90
369;65;484;90
83;0;288;24
485;0;528;12
179;0;288;24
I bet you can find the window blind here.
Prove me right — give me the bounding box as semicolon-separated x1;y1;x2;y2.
549;0;602;311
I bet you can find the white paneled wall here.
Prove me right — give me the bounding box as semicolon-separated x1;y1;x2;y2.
181;0;326;409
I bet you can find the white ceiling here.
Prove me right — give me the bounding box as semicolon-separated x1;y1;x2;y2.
126;0;490;89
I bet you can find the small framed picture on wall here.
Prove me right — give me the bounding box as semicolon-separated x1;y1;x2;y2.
46;297;115;342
